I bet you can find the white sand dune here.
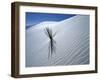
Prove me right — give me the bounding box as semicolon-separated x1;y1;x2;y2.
26;15;89;67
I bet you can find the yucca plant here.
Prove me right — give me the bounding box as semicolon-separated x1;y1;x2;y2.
45;27;56;58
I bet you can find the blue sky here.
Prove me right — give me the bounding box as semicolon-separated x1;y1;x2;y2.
26;12;76;29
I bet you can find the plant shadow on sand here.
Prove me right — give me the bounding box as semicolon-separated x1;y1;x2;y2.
44;27;57;59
